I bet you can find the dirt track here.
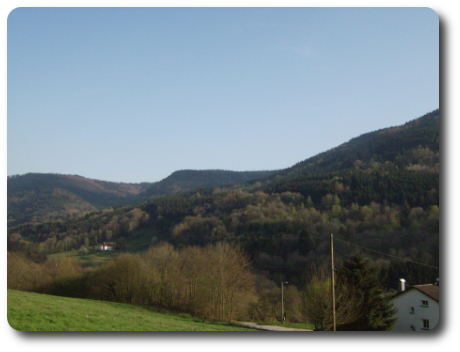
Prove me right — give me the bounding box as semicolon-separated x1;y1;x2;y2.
237;322;312;331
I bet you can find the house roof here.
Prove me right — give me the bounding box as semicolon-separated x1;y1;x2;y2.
392;284;439;302
412;284;439;302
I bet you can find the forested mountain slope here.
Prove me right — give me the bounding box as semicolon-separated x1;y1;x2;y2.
7;173;152;225
8;109;440;290
135;169;277;200
270;109;439;180
7;170;276;226
258;110;439;210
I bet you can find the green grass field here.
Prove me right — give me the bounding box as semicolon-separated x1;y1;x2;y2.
7;290;258;331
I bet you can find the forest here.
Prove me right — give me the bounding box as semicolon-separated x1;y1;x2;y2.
8;166;439;289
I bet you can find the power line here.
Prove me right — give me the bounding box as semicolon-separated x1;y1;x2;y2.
333;237;439;270
181;233;439;270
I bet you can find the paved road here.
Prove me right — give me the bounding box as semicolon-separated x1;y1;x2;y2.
238;322;312;331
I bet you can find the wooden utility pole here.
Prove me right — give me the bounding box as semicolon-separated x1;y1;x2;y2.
281;281;285;324
330;233;337;331
281;281;288;324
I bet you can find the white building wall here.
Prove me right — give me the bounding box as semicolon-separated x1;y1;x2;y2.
392;289;439;331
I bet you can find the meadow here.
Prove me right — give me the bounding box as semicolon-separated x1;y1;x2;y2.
7;290;258;332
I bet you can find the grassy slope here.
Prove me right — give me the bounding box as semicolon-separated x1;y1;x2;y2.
7;290;257;332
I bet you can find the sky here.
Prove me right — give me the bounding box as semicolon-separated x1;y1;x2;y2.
7;7;439;183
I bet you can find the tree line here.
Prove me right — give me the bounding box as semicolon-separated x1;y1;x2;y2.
8;242;396;330
8;242;255;322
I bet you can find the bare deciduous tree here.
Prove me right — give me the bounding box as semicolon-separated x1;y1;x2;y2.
203;242;256;321
303;265;363;330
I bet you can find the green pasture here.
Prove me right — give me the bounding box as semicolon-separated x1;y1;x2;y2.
7;290;257;332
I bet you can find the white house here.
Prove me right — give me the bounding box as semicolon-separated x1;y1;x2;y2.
98;242;115;251
391;279;439;331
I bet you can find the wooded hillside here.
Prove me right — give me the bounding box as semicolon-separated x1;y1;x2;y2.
8;109;439;292
7;170;275;225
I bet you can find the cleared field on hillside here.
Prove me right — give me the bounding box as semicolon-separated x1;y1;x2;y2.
7;290;257;331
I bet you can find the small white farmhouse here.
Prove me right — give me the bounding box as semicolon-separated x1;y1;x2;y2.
391;279;439;331
98;242;115;251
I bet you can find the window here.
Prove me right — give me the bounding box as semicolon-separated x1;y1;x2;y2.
421;300;429;307
410;307;415;314
422;319;430;330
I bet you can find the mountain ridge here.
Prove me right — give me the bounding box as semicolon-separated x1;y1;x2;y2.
7;169;277;225
7;109;439;227
270;109;439;180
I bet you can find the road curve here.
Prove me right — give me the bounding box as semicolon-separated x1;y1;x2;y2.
237;322;312;331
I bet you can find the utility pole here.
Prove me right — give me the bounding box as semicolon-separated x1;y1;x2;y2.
330;233;337;331
281;281;288;324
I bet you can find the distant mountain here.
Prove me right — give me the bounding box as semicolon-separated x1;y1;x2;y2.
7;169;277;226
8;110;439;227
7;173;152;225
136;169;277;199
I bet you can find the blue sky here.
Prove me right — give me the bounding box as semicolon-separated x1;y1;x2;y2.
7;7;439;183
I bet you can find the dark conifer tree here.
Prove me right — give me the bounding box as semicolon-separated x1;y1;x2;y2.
337;254;396;331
